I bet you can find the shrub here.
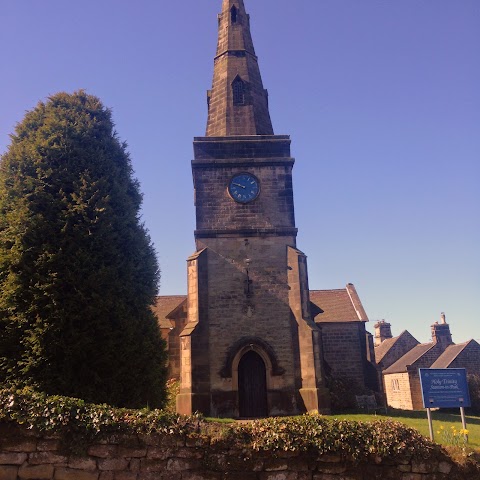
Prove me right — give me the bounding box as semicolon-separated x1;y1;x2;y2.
0;388;438;460
165;378;180;413
0;91;167;408
236;413;436;459
326;374;369;410
0;387;200;453
468;374;480;413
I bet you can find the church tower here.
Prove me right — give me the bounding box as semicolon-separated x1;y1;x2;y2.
176;0;330;417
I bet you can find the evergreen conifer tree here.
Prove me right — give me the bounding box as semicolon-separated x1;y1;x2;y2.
0;91;167;408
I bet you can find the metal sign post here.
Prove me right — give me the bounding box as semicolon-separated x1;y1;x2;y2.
419;368;471;443
426;407;434;441
460;406;468;443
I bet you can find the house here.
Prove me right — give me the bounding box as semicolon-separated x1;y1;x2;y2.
376;314;479;410
374;321;420;371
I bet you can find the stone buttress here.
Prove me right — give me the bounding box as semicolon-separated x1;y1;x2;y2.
176;0;330;417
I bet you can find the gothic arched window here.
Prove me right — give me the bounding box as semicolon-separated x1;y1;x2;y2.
231;6;238;24
232;77;245;106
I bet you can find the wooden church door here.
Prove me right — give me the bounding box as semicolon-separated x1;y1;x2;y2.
238;351;268;418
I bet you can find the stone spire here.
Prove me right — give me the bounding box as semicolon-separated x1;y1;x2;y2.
206;0;274;136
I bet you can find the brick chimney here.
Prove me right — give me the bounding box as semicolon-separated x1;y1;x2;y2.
374;320;392;347
431;312;453;350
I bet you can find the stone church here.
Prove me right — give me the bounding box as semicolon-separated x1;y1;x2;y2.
153;0;380;418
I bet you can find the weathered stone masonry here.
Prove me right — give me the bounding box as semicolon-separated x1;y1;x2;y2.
177;0;331;418
1;424;479;480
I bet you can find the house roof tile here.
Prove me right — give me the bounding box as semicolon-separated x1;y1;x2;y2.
153;296;187;329
310;287;366;323
374;335;400;362
430;341;474;368
383;343;436;374
374;330;419;364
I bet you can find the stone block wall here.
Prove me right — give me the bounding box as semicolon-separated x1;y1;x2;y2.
1;423;478;480
189;235;302;417
192;162;295;234
166;304;187;380
408;371;427;411
319;322;367;388
384;373;413;410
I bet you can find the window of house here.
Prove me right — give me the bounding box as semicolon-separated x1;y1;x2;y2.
391;378;400;392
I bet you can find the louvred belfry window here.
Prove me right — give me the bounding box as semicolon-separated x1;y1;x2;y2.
231;6;238;23
232;77;245;105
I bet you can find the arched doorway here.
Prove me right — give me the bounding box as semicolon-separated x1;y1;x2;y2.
238;350;268;418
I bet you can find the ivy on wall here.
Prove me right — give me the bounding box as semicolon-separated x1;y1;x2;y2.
0;387;438;460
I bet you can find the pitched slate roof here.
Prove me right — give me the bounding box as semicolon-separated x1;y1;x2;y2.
383;343;436;374
374;330;419;364
431;341;474;368
375;336;398;362
310;284;368;323
153;296;186;329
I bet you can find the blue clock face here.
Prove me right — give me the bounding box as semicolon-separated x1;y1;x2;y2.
228;173;260;203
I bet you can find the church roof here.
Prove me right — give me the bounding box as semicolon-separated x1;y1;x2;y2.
152;295;186;329
383;343;436;374
431;340;478;368
374;330;418;364
310;284;368;323
155;284;369;327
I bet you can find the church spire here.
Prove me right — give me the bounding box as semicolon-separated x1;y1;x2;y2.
206;0;274;136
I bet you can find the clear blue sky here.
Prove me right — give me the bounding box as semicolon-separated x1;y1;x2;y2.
1;1;479;344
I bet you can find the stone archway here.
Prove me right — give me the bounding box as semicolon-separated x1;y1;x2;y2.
238;350;268;418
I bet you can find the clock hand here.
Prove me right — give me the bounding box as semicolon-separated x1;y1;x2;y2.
233;183;246;189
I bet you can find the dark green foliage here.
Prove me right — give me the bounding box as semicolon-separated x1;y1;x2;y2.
326;373;369;411
468;374;480;413
0;388;437;460
0;91;167;408
237;414;436;458
165;378;180;413
0;387;200;454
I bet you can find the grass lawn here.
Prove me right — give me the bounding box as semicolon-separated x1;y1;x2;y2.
333;409;480;449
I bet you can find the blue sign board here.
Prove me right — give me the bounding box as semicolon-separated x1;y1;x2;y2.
419;368;471;408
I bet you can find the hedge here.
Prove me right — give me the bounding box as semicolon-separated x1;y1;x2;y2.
0;388;436;459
